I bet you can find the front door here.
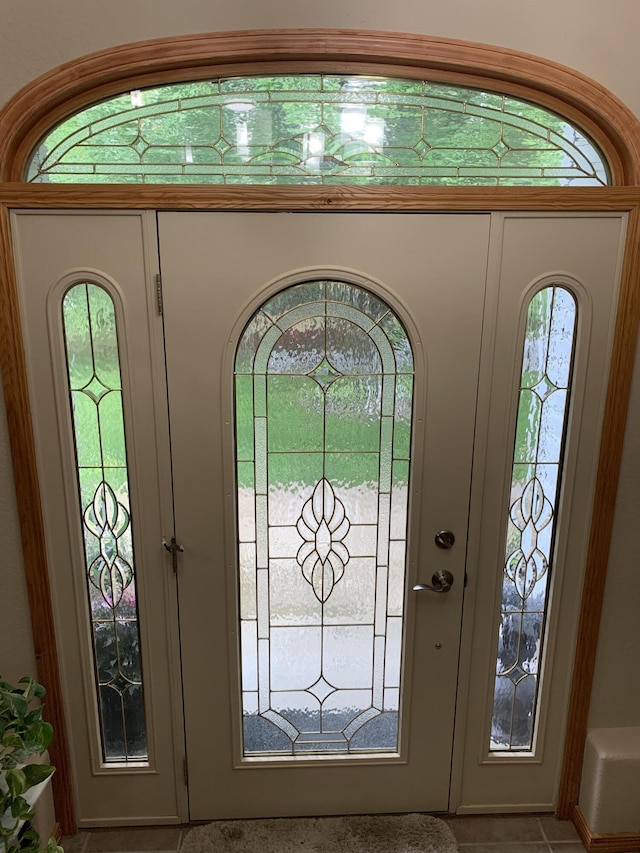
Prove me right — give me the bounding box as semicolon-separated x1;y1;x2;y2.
158;212;491;819
13;210;626;823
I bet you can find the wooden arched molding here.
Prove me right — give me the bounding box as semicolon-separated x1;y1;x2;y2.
1;30;640;837
2;29;640;184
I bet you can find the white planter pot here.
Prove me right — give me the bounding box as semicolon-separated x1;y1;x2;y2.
1;754;54;839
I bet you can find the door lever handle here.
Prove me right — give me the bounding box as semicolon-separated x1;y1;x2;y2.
413;569;454;594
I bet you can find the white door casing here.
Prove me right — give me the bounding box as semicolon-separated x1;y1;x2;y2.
10;210;626;823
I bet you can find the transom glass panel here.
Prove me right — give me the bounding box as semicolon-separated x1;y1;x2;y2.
27;75;608;185
62;283;147;762
491;286;577;751
235;280;414;756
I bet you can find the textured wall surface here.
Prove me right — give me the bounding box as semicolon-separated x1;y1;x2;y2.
0;0;638;771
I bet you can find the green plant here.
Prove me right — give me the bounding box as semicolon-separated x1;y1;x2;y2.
0;678;62;853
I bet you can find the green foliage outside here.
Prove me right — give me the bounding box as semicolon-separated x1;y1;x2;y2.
236;374;411;490
62;285;146;762
28;75;606;185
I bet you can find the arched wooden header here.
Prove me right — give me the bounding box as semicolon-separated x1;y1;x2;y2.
1;29;640;184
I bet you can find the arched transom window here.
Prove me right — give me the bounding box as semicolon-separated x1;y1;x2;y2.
27;75;609;186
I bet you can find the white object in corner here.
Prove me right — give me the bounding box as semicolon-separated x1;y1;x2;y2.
579;727;640;834
0;751;55;839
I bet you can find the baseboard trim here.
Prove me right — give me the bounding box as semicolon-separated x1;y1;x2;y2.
77;816;182;828
573;805;640;852
455;803;554;815
52;823;62;843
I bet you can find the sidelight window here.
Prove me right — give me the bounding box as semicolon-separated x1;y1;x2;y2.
491;285;577;751
62;282;147;763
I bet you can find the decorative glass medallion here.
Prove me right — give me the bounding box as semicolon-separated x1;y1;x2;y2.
62;283;147;762
236;280;414;756
27;75;609;185
490;286;577;751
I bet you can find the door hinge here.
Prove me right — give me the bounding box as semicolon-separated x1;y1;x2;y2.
183;756;189;786
155;272;163;315
163;537;184;573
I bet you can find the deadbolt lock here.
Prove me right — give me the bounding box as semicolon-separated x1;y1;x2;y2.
434;529;455;549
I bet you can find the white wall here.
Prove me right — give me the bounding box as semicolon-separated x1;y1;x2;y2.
1;0;638;778
2;0;640;117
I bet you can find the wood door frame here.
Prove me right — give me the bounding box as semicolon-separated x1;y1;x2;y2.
1;29;640;834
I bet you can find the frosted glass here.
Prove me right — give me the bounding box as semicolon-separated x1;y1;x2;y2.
267;317;325;373
326;318;382;373
270;558;322;625
323;626;375;688
270;627;322;690
323;558;376;624
239;543;256;619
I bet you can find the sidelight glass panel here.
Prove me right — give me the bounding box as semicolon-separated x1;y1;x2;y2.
490;286;577;751
236;280;414;756
62;283;147;762
27;76;609;186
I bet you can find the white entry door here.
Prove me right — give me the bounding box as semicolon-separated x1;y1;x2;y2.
12;210;625;824
158;212;491;819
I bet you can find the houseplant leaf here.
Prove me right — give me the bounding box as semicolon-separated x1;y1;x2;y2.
21;764;54;789
4;769;26;798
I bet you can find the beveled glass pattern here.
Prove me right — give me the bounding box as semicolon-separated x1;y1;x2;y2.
236;280;414;756
62;283;147;762
27;76;608;185
491;286;577;751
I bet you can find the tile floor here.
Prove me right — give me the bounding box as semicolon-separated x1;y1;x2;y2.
61;814;595;852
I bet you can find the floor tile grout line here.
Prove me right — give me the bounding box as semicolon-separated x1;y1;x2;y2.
537;815;555;849
536;815;585;850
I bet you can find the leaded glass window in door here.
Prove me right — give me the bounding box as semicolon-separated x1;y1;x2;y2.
235;280;414;756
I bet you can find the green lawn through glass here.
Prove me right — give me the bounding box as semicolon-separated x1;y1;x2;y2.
28;75;609;185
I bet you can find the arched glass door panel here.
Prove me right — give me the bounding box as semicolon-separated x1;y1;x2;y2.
27;75;609;186
235;280;414;757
